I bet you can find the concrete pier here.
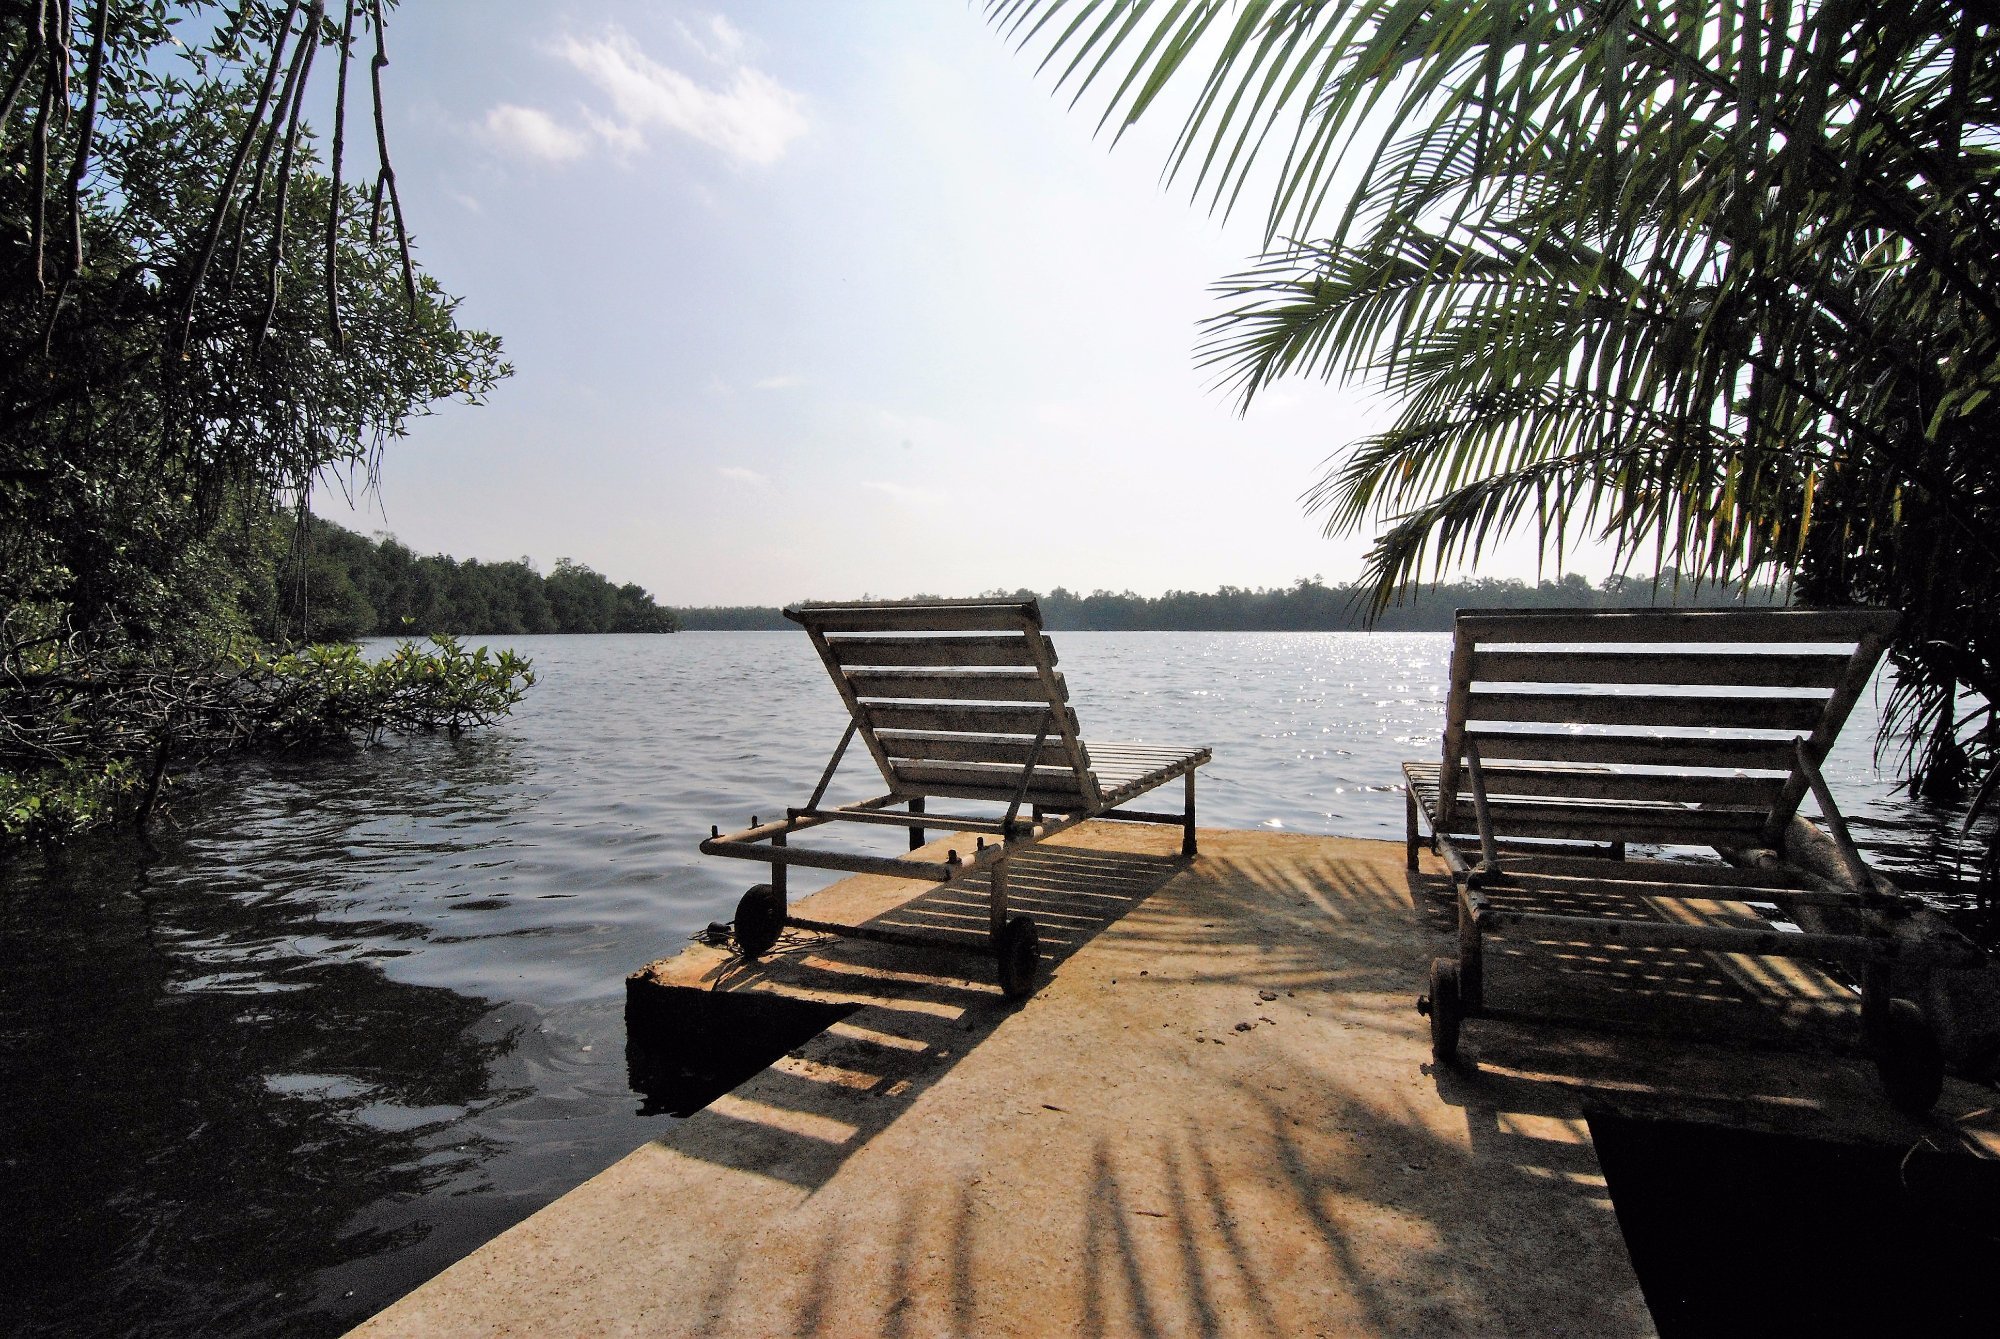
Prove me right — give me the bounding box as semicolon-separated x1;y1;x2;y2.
354;825;1998;1337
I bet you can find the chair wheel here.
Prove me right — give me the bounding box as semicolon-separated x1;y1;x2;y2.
1422;957;1461;1065
1875;998;1943;1114
997;915;1040;1000
733;884;785;960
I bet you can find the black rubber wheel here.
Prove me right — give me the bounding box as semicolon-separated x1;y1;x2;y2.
997;915;1040;1000
1425;957;1462;1065
732;884;785;960
1875;998;1944;1115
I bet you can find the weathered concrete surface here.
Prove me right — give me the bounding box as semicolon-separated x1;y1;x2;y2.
353;826;1999;1337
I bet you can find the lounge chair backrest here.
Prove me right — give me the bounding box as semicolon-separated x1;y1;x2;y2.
1437;607;1899;843
786;599;1104;810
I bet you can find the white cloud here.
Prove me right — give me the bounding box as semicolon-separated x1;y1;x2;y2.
558;25;806;167
863;481;942;507
482;103;589;163
677;13;747;63
717;466;768;486
580;107;645;155
753;374;802;390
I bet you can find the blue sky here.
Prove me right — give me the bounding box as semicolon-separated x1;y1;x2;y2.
316;2;1548;605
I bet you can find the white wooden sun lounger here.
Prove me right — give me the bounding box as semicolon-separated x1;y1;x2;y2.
701;598;1210;997
1406;606;1982;1112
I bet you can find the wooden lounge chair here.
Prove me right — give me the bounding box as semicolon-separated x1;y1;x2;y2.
1405;607;1981;1112
701;598;1211;997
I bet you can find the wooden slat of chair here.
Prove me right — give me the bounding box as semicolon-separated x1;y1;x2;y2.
1412;760;1779;846
825;634;1052;668
1462;765;1785;807
866;702;1080;737
846;669;1065;703
1456;607;1901;644
1465;690;1828;731
1490;851;1811;890
876;730;1082;768
1493;869;1858;910
788;601;1038;634
1475;799;1768;830
1088;751;1190;774
1444;814;1769;846
1464;731;1798;770
787;599;1211;819
1091;749;1209;806
1469;650;1853;688
891;760;1089;796
902;780;1109;808
790;599;1100;807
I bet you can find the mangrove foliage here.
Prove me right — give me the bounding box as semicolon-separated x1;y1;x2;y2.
269;516;681;641
1;2;525;846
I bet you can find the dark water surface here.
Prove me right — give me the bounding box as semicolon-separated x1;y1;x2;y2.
2;632;1990;1336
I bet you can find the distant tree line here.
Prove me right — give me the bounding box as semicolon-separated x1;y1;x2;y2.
269;517;680;641
675;605;797;631
1031;573;1785;631
676;573;1785;632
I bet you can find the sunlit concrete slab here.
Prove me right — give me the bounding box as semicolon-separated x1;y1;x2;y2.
353;825;1997;1338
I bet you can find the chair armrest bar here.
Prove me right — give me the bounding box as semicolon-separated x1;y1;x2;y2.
1463;735;1501;874
1790;736;1877;893
805;719;859;811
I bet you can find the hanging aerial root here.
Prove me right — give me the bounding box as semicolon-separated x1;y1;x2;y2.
369;0;417;312
178;0;301;354
325;0;356;349
39;0;106;351
256;0;323;357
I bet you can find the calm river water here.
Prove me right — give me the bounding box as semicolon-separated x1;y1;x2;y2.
2;632;1990;1336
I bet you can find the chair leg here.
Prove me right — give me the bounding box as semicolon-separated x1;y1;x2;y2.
1182;771;1198;857
1405;789;1420;871
1457;885;1485;1012
908;796;925;851
989;858;1010;939
1860;961;1892;1046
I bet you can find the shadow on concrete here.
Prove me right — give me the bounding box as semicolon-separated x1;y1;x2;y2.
662;835;1655;1336
740;1040;1643;1337
612;829;1993;1336
627;840;1190;1191
625;986;862;1118
1397;857;2000;1334
1588;1111;2000;1337
1396;858;1987;1142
